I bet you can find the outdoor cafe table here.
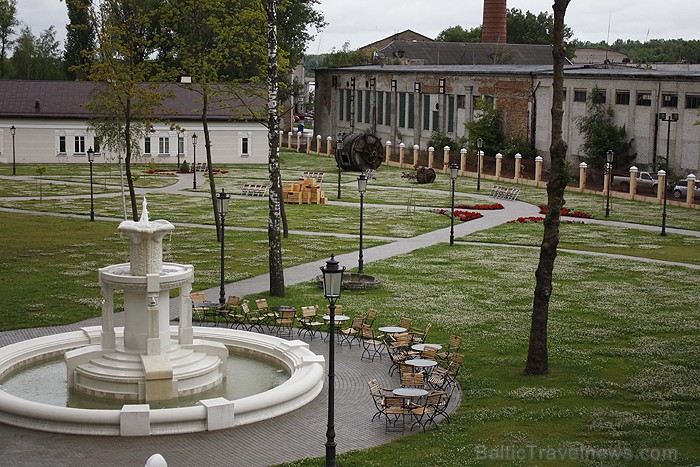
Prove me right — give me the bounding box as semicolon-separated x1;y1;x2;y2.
323;314;350;342
411;343;443;352
378;326;407;334
405;358;438;375
392;387;428;398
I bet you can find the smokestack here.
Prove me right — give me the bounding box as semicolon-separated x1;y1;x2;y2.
482;0;507;44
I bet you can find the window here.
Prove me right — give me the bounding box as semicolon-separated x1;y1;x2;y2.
241;137;249;156
377;92;384;124
144;137;151;154
74;136;85;153
592;88;606;104
662;93;678;108
94;137;101;153
178;135;184;155
345;90;351;121
457;95;466;109
439;78;446;94
615;91;630;105
339;89;345;120
432;110;439;131
364;91;370;123
423;95;430;130
59;136;66;153
483;95;495;106
407;93;415;129
686;95;700;109
448;95;455;133
158;137;170;155
398;92;406;128
385;92;391;126
573;89;587;102
636;92;652;106
357;90;363;123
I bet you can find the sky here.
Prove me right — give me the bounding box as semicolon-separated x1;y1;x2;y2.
14;0;700;55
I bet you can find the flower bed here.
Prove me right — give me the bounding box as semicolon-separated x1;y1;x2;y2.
431;208;483;222
539;205;593;219
456;203;504;210
508;216;584;224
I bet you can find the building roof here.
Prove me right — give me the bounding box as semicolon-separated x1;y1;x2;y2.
318;63;700;81
357;30;434;54
0;80;266;121
375;41;561;66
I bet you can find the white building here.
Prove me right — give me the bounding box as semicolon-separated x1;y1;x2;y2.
0;80;268;166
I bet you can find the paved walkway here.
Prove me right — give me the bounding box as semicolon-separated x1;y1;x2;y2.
0;172;698;466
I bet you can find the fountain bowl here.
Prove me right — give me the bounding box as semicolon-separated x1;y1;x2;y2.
0;326;324;436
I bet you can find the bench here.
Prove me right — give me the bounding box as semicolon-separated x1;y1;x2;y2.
490;185;520;200
241;183;268;197
302;171;324;183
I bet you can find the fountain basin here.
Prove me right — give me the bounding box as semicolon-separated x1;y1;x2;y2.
0;326;324;436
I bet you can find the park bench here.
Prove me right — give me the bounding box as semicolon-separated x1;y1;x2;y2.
241;183;268;197
490;185;520;200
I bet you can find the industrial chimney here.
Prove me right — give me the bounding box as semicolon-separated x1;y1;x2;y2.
482;0;507;44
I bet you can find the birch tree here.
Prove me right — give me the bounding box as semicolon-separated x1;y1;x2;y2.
263;0;285;296
524;0;571;376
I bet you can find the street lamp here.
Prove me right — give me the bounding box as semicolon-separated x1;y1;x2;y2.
605;149;614;218
176;129;182;167
191;133;198;189
10;125;16;175
659;112;678;236
335;133;343;199
357;173;367;274
449;162;459;246
87;147;95;221
320;254;345;467
476;138;484;191
216;188;231;305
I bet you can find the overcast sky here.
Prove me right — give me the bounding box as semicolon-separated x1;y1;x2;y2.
14;0;700;55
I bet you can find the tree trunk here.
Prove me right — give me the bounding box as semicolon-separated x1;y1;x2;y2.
524;0;570;376
124;97;138;221
265;0;284;297
201;89;221;241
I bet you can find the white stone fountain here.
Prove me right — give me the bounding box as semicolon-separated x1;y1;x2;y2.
65;198;227;402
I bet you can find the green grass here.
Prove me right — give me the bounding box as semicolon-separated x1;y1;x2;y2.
1;152;699;465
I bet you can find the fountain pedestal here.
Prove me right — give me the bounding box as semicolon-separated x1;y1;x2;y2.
65;200;227;402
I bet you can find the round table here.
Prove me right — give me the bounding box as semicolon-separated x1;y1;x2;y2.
378;326;407;334
323;314;350;323
411;343;443;352
405;358;438;371
392;387;428;398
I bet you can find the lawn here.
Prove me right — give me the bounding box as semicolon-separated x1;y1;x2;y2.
1;152;699;465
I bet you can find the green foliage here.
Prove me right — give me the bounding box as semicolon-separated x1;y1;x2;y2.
180;160;190;173
501;136;536;159
435;25;481;42
576;86;636;169
427;128;459;152
572;37;700;64
465;97;504;155
64;0;94;79
317;41;370;68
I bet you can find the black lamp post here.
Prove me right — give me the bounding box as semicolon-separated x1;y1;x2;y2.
476;137;483;191
10;125;16;175
449;162;459;246
216;189;231;305
605;149;614;218
320;254;345;467
192;133;198;189
87;147;95;221
176;129;181;167
659;112;678;236
335;133;343;199
357;173;367;274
